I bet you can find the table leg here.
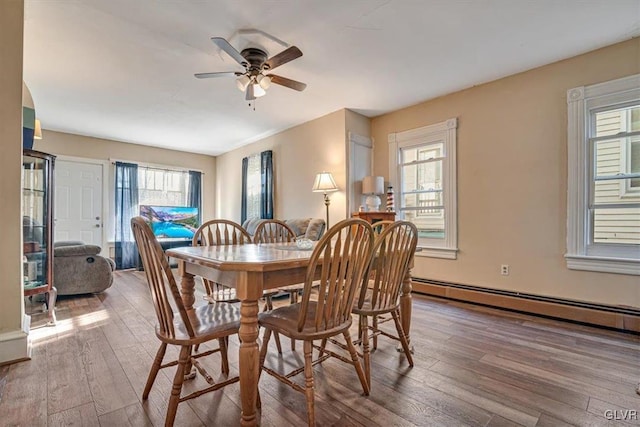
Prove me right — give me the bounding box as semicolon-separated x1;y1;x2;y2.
239;299;259;427
179;261;196;311
398;267;414;353
178;264;196;378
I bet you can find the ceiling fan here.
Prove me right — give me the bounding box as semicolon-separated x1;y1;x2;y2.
195;37;307;101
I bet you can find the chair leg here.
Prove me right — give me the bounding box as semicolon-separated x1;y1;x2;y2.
166;345;189;427
219;337;230;376
391;310;414;367
372;315;379;350
303;340;315;427
143;342;167;400
265;296;283;354
317;338;327;358
343;331;369;396
257;328;272;411
360;315;371;389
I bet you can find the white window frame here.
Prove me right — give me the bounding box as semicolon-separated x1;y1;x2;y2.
389;118;458;259
566;74;640;275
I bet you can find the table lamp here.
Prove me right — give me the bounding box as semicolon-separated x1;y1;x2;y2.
362;176;384;211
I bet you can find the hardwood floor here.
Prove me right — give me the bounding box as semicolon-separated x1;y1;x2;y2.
1;270;638;426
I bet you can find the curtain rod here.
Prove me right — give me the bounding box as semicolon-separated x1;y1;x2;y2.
109;158;204;174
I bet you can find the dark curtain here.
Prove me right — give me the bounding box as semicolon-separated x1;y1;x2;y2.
115;161;139;270
260;150;274;219
240;156;249;224
188;170;202;224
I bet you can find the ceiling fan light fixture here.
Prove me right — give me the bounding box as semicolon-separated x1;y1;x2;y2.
257;74;271;90
236;75;250;91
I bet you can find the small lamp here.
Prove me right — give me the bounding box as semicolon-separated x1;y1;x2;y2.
34;119;42;140
362;176;384;211
312;172;338;228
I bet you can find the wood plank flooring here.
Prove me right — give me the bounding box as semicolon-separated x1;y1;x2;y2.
1;270;638;426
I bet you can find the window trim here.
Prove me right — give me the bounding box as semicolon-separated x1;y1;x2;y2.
389;118;458;259
566;74;640;275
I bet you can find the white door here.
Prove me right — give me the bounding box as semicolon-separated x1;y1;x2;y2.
55;160;103;246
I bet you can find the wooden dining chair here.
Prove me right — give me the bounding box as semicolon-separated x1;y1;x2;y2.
192;219;252;302
258;218;374;426
353;220;417;388
253;219;307;351
194;219;286;353
131;217;241;427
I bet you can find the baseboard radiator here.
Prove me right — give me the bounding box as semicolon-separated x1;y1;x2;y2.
411;278;640;333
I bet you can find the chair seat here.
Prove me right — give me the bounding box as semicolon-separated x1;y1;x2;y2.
259;301;352;341
157;302;241;344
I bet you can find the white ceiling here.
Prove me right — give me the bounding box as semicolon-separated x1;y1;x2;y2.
23;0;640;156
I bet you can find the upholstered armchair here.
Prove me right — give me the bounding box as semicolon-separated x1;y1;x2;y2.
53;241;115;295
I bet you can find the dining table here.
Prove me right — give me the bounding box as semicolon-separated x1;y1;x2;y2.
166;241;416;427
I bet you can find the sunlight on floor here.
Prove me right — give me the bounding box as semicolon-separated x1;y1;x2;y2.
29;309;111;345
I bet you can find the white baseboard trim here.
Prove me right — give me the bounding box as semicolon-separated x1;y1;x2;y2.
0;314;31;366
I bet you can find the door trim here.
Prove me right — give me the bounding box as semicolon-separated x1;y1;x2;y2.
55;155;109;256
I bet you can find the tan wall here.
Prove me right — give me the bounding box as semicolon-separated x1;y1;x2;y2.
0;0;25;354
34;130;217;235
216;109;348;224
371;38;640;308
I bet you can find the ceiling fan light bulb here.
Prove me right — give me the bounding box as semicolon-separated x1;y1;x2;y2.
236;75;250;91
257;74;271;90
253;84;266;98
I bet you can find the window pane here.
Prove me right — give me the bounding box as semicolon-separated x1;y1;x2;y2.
631;140;640;188
594;105;640;137
246;154;261;219
138;167;189;207
403;207;445;240
401;160;442;193
594;179;640;205
592;207;640;244
401;142;444;164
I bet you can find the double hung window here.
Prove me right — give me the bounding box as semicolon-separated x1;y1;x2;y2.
566;75;640;274
389;118;458;259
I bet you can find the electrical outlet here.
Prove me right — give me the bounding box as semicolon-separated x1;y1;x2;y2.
501;264;509;276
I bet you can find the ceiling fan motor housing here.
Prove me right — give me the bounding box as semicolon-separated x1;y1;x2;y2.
241;47;269;72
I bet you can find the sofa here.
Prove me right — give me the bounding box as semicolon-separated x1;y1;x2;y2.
54;241;115;295
242;218;326;241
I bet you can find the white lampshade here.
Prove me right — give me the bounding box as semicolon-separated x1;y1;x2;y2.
253;83;266;98
362;176;384;195
311;172;338;193
34;119;42;140
236;75;251;91
257;74;271;90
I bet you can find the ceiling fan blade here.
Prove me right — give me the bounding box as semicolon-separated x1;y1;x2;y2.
245;84;256;101
265;46;303;70
268;74;307;91
211;37;247;66
194;71;241;79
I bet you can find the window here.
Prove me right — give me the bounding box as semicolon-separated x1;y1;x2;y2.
566;74;640;275
244;154;261;220
138;166;190;206
241;150;273;223
389;118;458;259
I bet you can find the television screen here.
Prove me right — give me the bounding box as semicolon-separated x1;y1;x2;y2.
140;205;198;239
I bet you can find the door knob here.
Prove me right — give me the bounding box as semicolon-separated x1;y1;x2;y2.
95;224;100;228
95;216;100;220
